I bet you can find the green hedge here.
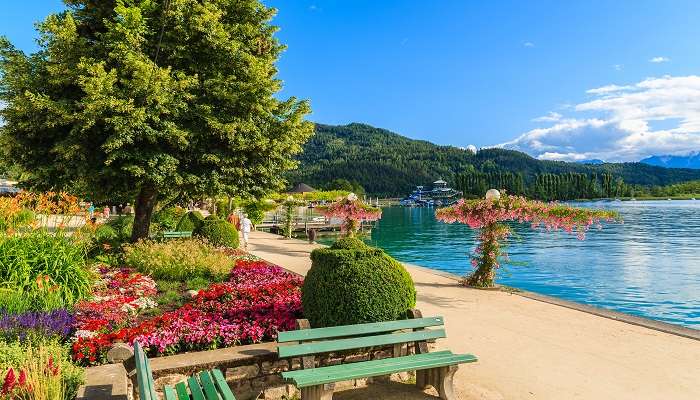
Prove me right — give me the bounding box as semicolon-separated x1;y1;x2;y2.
197;220;239;248
302;239;416;327
175;211;204;232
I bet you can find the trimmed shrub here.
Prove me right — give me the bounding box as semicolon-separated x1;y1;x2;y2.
204;214;219;221
152;207;186;232
302;241;416;327
175;211;204;232
329;237;368;250
123;239;233;281
197;220;239;248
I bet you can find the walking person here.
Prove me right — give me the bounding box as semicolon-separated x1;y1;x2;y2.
240;214;253;249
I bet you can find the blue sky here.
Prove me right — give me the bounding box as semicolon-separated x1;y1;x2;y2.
3;1;700;161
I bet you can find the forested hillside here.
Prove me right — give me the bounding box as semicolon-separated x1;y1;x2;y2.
288;123;700;197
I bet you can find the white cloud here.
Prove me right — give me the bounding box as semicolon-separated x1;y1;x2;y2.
500;75;700;162
613;64;623;71
649;56;670;63
585;84;633;95
532;112;562;122
523;42;534;48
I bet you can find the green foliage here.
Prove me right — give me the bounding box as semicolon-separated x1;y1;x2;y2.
329;237;368;250
153;207;186;232
0;208;35;233
289;123;700;196
302;242;416;327
215;199;233;219
243;200;276;225
185;276;212;291
105;216;134;242
175;211;204;232
0;231;90;312
0;0;314;240
196;220;239;248
0;340;84;400
123;239;233;281
321;178;365;196
204;214;219;221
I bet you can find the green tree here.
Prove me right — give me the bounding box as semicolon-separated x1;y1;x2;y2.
0;0;313;241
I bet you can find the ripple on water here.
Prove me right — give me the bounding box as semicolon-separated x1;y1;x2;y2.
335;202;700;329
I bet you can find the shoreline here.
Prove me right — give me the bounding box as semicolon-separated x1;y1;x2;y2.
248;230;700;400
403;262;699;341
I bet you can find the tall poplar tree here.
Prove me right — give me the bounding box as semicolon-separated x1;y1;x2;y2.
0;0;313;240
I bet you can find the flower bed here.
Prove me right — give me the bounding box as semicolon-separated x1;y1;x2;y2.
71;258;302;366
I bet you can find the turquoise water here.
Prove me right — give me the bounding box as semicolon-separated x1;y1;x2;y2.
324;201;700;328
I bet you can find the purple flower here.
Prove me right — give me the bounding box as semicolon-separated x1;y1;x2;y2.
0;309;74;341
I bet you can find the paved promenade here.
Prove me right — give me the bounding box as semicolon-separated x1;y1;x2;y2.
248;230;700;400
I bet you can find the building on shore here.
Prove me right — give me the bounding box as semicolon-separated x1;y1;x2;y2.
400;179;463;207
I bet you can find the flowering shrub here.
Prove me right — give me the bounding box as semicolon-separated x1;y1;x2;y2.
436;194;619;287
72;267;157;336
123;239;234;281
0;231;91;313
317;193;382;236
0;341;83;400
71;259;302;366
0;310;74;342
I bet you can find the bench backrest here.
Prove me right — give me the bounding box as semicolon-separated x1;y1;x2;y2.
133;341;158;400
163;231;193;238
277;316;445;359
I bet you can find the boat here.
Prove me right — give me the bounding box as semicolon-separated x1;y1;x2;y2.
400;180;463;207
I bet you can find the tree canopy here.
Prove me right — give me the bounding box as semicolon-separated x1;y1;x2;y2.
0;0;313;240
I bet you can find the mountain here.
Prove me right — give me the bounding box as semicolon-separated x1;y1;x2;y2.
577;159;605;165
289;123;700;196
640;152;700;169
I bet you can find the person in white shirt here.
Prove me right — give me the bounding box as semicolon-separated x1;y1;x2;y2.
240;214;253;249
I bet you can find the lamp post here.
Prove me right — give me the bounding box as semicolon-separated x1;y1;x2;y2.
485;189;501;201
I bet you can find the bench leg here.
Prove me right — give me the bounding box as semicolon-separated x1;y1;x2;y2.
300;383;334;400
416;365;458;400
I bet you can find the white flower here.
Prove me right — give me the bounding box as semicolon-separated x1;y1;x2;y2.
347;193;358;201
133;297;157;310
73;330;97;340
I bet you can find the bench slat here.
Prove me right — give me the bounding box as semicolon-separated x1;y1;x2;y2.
278;329;446;358
163;231;193;238
134;342;158;400
277;317;445;343
282;351;477;388
163;386;178;400
198;371;220;400
212;369;237;400
188;376;206;400
174;382;190;400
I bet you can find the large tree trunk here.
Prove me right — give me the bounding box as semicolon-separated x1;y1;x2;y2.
131;185;159;242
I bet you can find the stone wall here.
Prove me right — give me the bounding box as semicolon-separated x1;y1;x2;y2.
78;339;425;400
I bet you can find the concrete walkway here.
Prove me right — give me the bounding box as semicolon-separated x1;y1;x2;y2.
248;230;700;400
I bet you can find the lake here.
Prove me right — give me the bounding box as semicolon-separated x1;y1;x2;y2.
326;201;700;329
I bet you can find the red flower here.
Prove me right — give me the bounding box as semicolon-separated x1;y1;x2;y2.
2;368;16;395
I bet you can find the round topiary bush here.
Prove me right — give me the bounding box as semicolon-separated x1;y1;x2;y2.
302;241;417;327
176;211;204;232
204;214;219;221
197;220;239;248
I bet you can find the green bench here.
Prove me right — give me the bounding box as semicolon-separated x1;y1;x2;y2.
277;309;477;400
162;231;193;239
131;341;236;400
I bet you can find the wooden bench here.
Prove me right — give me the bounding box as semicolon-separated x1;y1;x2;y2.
277;310;477;400
162;231;193;239
131;341;236;400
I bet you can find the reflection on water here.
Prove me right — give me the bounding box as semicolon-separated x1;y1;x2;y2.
325;201;700;328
